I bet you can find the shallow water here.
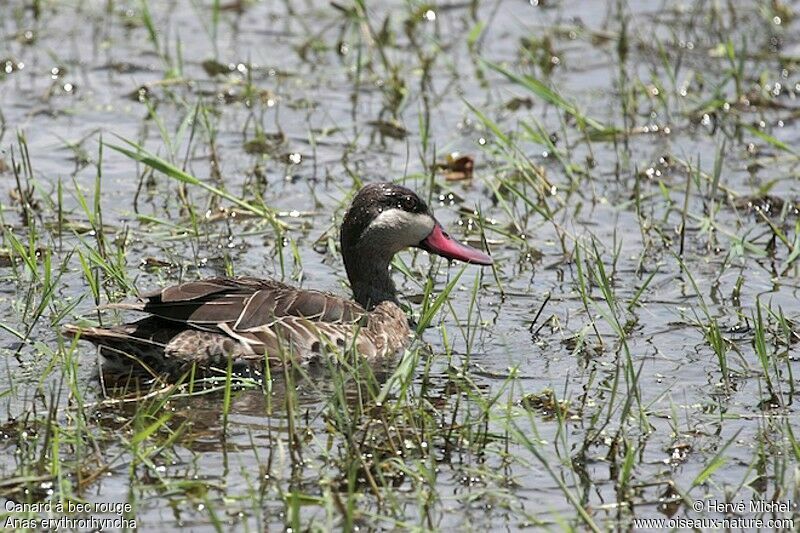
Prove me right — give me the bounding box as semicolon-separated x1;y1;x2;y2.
1;0;799;530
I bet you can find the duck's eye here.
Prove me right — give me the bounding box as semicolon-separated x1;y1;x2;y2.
399;196;417;211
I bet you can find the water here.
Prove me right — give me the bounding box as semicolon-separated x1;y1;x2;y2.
1;0;799;530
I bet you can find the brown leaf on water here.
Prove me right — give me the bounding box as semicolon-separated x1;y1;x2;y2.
243;132;286;155
504;96;533;111
127;85;152;103
0;249;14;268
367;120;408;140
218;0;248;12
139;257;174;272
201;59;234;77
520;388;575;420
657;483;681;517
757;392;783;411
437;153;474;181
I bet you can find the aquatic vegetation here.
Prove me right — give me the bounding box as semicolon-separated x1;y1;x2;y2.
0;0;798;530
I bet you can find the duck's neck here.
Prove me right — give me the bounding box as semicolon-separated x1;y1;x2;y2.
343;248;397;310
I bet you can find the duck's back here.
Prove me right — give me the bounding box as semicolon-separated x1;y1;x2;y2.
64;277;411;375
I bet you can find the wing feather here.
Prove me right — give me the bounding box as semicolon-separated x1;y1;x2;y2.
92;277;408;365
133;277;365;331
234;290;277;330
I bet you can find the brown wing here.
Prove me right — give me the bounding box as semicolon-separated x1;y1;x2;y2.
68;283;409;371
138;277;366;331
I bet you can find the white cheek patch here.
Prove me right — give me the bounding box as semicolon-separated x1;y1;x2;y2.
362;209;434;251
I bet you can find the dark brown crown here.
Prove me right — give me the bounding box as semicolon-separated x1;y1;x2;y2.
340;183;429;251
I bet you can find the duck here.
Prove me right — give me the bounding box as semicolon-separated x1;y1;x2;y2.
63;183;493;376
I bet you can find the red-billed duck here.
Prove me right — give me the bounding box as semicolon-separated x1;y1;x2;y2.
63;183;493;375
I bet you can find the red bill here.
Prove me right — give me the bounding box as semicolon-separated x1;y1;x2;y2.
419;222;493;265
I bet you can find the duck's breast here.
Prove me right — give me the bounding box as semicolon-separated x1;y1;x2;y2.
363;301;412;357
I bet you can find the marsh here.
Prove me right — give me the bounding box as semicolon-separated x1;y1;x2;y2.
0;0;798;530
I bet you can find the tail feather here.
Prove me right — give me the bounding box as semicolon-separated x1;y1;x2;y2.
62;321;177;376
62;323;126;343
62;323;166;348
98;302;147;312
62;323;112;342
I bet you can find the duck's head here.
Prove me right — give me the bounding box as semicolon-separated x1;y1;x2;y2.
341;184;492;307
